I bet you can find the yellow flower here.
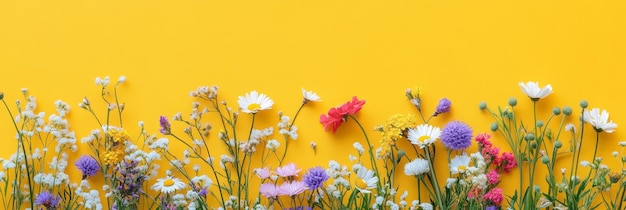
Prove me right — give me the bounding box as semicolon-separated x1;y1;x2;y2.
107;127;131;144
377;114;417;158
104;147;124;165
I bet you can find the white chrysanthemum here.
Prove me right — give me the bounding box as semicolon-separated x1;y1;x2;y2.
407;124;441;148
449;154;471;175
519;81;552;100
404;158;430;176
583;108;617;133
152;176;186;194
237;91;274;114
302;88;321;102
354;167;378;194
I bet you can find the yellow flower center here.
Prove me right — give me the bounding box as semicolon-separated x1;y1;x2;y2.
356;178;369;189
418;135;430;143
457;165;467;172
163;179;175;187
247;103;261;111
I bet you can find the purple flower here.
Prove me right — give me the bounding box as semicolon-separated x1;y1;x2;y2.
486;206;498;210
302;167;329;190
278;181;308;197
259;183;279;198
75;155;100;179
276;163;301;178
434;98;451;116
34;191;61;208
285;207;313;210
441;121;473;150
159;116;171;135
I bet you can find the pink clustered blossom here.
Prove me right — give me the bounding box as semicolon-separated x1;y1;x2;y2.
475;133;517;173
484;188;504;205
486;170;499;186
320;96;365;133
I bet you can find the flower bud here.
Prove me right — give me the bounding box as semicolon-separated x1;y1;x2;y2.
531;142;537;149
579;100;588;109
562;106;573;116
525;133;536;141
554;141;562;149
490;122;499;131
479;102;487;110
542;156;550;164
0;92;4;100
536;121;544;128
609;172;621;184
552;107;561;115
508;97;518;107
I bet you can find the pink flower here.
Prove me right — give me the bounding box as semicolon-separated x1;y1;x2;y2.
482;147;500;164
278;181;308;197
320;96;365;133
496;152;517;173
276;163;301;178
475;133;492;148
486;170;500;185
484;188;503;205
255;167;271;179
259;183;279;198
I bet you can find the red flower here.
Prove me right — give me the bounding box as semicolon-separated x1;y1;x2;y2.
320;96;365;133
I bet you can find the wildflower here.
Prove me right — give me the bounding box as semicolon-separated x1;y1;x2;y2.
266;139;280;151
450;154;471;175
238;91;274;114
484;188;503;205
34;191;61;209
75;155;100;179
353;142;365;155
354;167;378;194
152;176;186;194
433;98;451;116
486;170;499;185
302;167;329;190
519;81;552;101
159;116;171;135
278;181;308;197
495;152;517;173
440;121;473;150
419;203;433;210
404;158;430;176
276;163;301;178
320;96;365;133
583;108;617;133
377;114;417;157
255;167;271;179
407;124;441;149
302;88;321;104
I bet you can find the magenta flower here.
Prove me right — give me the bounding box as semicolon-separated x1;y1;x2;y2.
486;170;499;185
484;188;504;205
259;183;279;198
278;181;308;197
276;163;301;178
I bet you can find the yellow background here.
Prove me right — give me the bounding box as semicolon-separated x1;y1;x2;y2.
1;0;626;208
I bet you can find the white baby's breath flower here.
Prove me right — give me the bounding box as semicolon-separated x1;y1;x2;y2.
237;91;274;114
408;124;441;148
266;139;280;151
353;142;364;155
117;75;126;84
583;108;617;133
565;123;576;132
519;81;552;101
150;138;169;150
581;160;590;167
302;88;321;103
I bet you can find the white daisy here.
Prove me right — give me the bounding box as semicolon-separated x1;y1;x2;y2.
583;108;617;133
238;91;274;114
354;167;378;194
449;154;471;175
301;88;321;103
404;158;430;176
519;81;552;101
407;124;441;148
152;176;186;194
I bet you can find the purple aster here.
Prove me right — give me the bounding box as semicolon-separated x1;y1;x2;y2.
302;166;329;190
34;191;61;208
486;206;498;210
440;121;473;150
75;155;100;179
433;98;452;116
159;116;171;135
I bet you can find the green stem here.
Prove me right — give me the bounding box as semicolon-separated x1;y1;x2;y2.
424;146;445;209
348;115;382;191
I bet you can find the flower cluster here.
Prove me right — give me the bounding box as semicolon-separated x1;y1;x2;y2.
1;77;624;210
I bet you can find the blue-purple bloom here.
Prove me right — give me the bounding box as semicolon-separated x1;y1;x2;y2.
302;166;329;190
159;116;171;135
486;206;498;210
441;121;473;150
434;98;452;116
34;191;61;208
285;207;312;210
75;155;100;179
